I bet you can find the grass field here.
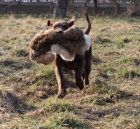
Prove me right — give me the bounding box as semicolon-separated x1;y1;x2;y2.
0;14;140;129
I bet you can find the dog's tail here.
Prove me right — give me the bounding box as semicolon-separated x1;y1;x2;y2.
84;12;91;35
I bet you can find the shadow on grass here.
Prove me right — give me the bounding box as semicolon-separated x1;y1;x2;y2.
94;36;112;44
84;79;139;104
77;82;140;122
0;58;34;71
79;96;140;122
81;107;124;121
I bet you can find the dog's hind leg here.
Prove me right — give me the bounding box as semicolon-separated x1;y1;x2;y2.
74;55;85;90
83;46;92;86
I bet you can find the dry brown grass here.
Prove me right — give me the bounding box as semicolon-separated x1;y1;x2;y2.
0;14;140;129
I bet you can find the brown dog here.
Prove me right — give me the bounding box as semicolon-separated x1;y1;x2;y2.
47;12;91;98
30;12;91;98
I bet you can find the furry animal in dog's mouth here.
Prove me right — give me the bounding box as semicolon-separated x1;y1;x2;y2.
30;25;91;65
30;30;91;65
30;50;55;65
30;25;86;55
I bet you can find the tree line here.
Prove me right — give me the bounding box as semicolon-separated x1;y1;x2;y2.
54;0;140;18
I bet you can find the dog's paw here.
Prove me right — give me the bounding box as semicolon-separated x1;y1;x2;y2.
78;85;84;90
84;79;89;86
57;89;66;98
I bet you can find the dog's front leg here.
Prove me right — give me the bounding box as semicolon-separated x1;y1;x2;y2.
55;55;66;98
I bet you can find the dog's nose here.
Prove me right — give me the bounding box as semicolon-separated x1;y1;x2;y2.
56;29;63;33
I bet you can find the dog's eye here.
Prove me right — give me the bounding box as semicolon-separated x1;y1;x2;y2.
63;25;68;30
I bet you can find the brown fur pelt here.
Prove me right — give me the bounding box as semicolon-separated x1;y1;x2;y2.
30;50;55;65
30;25;86;55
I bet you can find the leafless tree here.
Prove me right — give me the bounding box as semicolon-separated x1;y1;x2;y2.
84;0;87;11
53;0;69;18
93;0;98;15
109;0;120;17
126;0;140;17
131;0;140;6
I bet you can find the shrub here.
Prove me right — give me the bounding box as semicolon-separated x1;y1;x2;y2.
126;5;140;17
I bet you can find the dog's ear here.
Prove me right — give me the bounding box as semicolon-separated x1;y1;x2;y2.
67;16;76;27
47;19;54;27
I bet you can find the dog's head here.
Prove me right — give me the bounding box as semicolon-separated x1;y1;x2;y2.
47;16;76;33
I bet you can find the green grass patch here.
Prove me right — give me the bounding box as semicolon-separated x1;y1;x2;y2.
42;98;74;112
122;37;132;43
0;86;3;95
117;42;125;49
120;57;130;63
120;68;140;78
36;65;55;81
88;80;110;94
116;37;132;49
44;112;90;129
105;66;117;72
